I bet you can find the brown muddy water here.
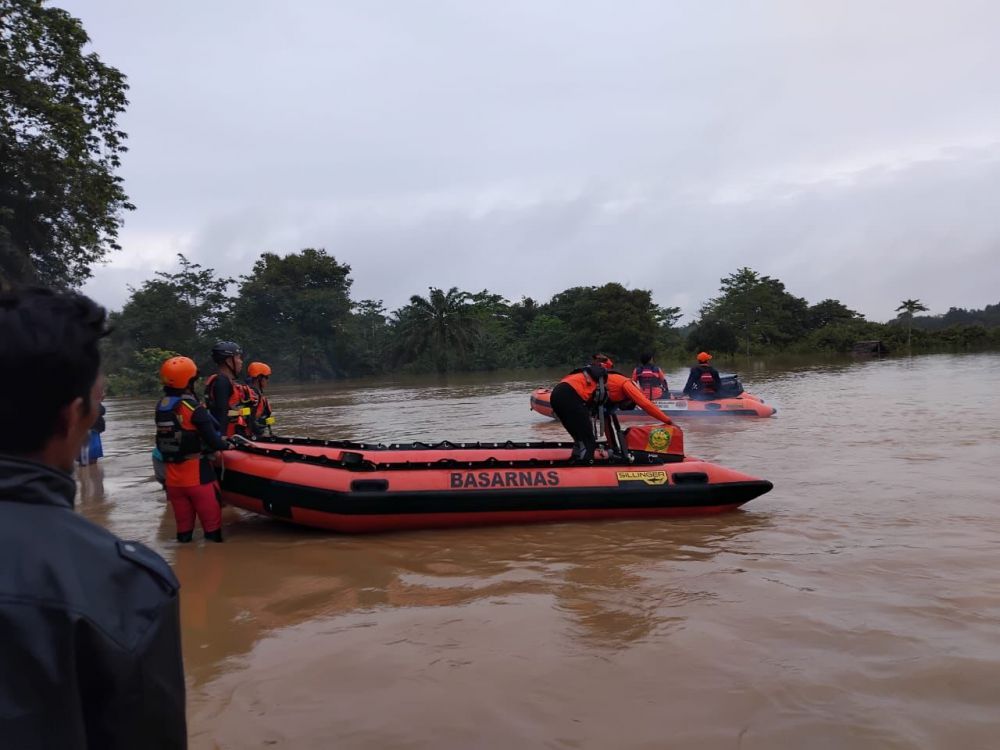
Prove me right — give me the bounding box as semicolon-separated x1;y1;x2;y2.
78;353;1000;749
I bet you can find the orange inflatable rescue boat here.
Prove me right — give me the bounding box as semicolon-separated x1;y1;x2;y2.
530;374;776;419
217;424;772;533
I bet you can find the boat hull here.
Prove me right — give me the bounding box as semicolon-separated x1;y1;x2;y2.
218;438;772;533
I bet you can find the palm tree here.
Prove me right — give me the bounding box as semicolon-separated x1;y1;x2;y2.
896;299;929;351
395;287;481;372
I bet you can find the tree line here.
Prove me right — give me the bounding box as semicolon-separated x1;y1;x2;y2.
101;249;685;393
3;3;998;396
100;250;1000;395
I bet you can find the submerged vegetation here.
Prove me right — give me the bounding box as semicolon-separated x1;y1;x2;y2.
101;250;1000;395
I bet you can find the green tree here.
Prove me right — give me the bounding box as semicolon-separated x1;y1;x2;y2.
522;314;574;367
500;296;542;363
806;298;861;330
687;317;739;356
507;296;540;338
796;318;883;353
696;268;808;356
654;305;682;329
392;287;481;373
895;298;929;351
544;283;661;364
346;298;390;374
104;347;178;397
652;304;684;356
465;290;511;369
233;248;354;380
104;254;233;375
908;303;1000;331
1;0;132;287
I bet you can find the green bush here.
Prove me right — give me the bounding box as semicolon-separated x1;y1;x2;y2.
105;348;179;397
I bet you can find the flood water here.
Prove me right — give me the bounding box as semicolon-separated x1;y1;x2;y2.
78;353;1000;749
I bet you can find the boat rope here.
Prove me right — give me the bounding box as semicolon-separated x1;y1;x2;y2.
226;439;680;472
242;435;598;452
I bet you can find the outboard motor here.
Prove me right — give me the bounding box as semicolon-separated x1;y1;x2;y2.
717;374;744;398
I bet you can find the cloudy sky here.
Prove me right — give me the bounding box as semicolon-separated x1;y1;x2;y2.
63;0;1000;323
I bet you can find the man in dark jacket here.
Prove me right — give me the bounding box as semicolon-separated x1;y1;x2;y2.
0;287;187;749
682;351;722;400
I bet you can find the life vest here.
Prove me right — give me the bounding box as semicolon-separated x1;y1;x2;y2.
564;365;610;406
591;371;608;407
246;381;275;432
255;394;274;427
634;364;665;398
154;396;206;463
205;373;256;436
698;369;717;392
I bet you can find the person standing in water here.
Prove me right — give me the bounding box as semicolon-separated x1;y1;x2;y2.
204;341;255;438
245;361;275;438
156;356;231;543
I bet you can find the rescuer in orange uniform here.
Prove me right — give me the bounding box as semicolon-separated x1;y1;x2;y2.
245;361;275;438
156;356;230;542
205;340;255;438
550;363;674;461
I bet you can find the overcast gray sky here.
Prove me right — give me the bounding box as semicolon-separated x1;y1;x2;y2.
62;0;1000;322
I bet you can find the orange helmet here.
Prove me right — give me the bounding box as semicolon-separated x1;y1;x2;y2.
697;351;712;363
160;356;198;388
247;362;272;378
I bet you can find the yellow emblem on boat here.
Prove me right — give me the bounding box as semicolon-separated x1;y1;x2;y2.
646;428;671;452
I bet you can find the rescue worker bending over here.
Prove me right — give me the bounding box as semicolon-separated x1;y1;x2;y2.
631;352;668;400
205;340;255;438
682;351;721;400
550;364;674;461
245;361;275;438
157;356;230;542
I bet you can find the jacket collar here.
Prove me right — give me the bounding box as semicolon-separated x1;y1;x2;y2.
0;454;76;509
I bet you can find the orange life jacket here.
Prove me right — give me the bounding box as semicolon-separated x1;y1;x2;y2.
699;369;717;392
560;370;672;424
205;373;256;437
247;381;275;433
633;364;666;399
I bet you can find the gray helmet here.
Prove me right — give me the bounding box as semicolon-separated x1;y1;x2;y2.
211;340;242;364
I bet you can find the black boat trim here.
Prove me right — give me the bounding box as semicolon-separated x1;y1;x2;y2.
257;435;581;451
221;469;773;516
231;441;684;472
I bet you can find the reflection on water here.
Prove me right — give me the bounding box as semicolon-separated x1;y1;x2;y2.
176;511;774;689
81;353;1000;749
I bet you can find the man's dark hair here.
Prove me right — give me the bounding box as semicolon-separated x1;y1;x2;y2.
585;364;609;382
640;352;653;365
0;287;108;454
